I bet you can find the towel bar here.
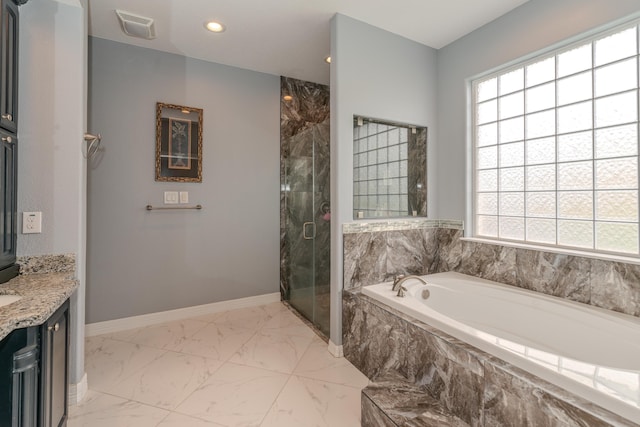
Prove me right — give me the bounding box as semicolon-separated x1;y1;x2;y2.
146;204;203;211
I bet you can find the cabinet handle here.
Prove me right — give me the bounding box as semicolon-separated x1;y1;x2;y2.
1;136;12;144
48;323;59;332
2;113;12;121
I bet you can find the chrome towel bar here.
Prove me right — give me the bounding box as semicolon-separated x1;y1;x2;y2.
146;204;203;211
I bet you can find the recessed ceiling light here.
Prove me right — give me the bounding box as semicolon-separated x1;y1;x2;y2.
205;21;226;33
283;95;293;102
324;56;331;64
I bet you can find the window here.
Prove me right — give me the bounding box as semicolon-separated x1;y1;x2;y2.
473;21;640;256
353;117;427;219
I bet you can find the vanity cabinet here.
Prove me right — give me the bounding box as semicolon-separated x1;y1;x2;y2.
0;298;69;427
0;326;39;426
39;299;69;427
0;0;18;134
0;0;20;284
0;128;17;273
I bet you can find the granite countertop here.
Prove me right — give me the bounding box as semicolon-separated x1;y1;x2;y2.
0;272;78;341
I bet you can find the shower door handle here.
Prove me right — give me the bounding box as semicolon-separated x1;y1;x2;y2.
303;222;316;240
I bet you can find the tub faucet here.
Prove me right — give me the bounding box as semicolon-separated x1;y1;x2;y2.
392;275;428;297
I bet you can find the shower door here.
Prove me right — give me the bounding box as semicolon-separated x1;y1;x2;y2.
281;122;330;336
280;76;330;336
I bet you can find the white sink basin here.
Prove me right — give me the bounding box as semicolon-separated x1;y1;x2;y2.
0;294;21;308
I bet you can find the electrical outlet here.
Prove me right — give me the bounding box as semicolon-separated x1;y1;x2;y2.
23;212;42;234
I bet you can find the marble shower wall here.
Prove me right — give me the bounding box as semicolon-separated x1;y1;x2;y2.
280;77;330;300
344;220;640;318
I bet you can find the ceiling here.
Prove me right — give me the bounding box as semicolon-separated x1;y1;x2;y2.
87;0;529;85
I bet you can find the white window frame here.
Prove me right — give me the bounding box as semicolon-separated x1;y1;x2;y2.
466;13;640;262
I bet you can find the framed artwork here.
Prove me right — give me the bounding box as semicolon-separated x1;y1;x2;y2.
155;102;203;182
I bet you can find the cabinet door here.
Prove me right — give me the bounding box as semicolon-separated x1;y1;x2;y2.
11;342;39;427
0;0;17;133
40;300;69;427
0;128;15;268
0;327;34;427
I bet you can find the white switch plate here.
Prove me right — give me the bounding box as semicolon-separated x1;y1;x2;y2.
164;191;178;204
179;191;189;204
23;212;42;234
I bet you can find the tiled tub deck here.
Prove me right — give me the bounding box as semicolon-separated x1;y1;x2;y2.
343;290;638;427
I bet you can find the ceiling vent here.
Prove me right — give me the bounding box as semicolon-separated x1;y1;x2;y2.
115;10;156;40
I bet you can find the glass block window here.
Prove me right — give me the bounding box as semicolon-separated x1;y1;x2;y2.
473;21;640;256
353;115;429;219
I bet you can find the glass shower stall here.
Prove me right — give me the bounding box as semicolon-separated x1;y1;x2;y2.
280;77;330;336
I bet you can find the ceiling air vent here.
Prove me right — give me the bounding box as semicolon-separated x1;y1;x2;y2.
115;10;156;40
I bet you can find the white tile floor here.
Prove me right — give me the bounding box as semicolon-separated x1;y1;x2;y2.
70;302;369;427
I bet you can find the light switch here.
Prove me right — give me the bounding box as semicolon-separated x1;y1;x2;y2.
164;191;178;204
179;191;189;204
23;212;42;234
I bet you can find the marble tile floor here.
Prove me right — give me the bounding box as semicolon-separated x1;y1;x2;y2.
71;302;369;427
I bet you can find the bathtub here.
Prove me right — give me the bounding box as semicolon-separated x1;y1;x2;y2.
362;272;640;424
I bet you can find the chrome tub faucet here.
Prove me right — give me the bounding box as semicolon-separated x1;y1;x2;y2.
392;275;428;297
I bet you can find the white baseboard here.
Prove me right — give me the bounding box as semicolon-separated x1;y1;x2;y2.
68;372;88;405
328;340;344;358
85;292;281;337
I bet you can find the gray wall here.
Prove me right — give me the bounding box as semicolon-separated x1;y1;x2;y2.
19;0;87;388
435;0;640;220
19;0;86;258
87;37;280;323
330;14;438;345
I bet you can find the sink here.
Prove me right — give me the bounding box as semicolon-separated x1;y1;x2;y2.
0;294;21;308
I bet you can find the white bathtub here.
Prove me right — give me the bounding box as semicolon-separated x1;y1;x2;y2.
362;272;640;424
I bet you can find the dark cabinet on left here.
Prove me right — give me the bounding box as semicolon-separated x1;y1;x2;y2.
0;0;18;134
0;128;17;276
0;299;70;427
39;299;69;427
0;0;22;284
0;325;39;426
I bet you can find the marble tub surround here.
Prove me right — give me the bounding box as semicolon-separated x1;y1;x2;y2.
0;272;78;340
590;259;640;317
361;371;470;427
343;292;484;425
18;253;76;275
344;290;637;427
344;223;640;318
482;360;624;427
343;222;455;289
441;232;640;318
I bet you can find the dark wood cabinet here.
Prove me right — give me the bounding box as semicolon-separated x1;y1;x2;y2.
0;327;39;427
0;0;19;284
0;298;68;427
0;0;18;134
0;128;16;267
39;299;69;427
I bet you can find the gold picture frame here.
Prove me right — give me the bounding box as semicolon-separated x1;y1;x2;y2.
155;102;203;182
